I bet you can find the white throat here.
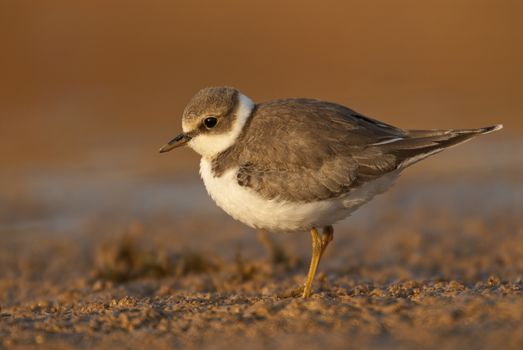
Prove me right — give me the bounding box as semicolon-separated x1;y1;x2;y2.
185;93;254;158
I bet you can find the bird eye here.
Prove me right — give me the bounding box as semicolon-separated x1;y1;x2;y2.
204;116;218;129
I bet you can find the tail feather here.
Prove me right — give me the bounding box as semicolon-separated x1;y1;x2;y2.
380;124;503;168
407;124;503;138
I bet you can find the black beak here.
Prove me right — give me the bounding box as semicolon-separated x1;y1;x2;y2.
159;133;192;153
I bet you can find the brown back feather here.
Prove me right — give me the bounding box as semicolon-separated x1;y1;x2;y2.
212;98;500;202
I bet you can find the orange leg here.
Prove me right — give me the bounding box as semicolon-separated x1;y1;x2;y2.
302;225;334;298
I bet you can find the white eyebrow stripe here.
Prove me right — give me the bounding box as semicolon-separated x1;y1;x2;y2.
371;137;404;146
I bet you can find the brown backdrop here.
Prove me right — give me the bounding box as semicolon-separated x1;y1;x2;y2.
1;0;521;170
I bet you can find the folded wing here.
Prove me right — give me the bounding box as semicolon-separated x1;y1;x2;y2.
227;99;501;202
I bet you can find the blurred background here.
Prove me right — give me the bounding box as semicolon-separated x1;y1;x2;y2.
1;0;522;169
1;0;522;244
1;0;522;252
0;0;523;239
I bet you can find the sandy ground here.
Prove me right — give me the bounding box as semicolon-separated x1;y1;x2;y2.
1;140;522;350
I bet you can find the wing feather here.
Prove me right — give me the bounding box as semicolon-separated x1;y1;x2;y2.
212;98;495;202
219;99;406;201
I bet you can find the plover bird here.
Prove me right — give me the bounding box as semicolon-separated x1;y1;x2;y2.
160;86;502;297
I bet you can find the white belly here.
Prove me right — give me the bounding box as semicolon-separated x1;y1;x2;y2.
199;158;399;232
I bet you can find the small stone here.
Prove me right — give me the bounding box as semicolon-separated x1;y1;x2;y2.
487;275;501;287
92;280;104;291
35;335;44;345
